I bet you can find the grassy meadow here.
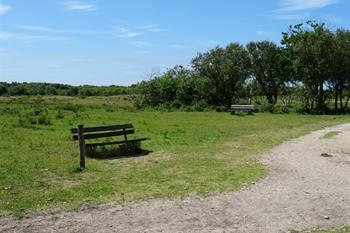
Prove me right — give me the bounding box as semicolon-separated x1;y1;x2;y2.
0;96;350;216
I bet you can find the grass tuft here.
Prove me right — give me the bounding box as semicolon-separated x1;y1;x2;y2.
322;131;340;139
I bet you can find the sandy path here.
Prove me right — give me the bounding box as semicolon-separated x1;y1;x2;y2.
1;123;350;233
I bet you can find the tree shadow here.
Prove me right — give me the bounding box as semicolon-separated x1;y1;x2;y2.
86;143;152;160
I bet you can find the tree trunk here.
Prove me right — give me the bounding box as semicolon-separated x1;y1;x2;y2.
317;81;325;111
334;85;339;114
339;83;344;112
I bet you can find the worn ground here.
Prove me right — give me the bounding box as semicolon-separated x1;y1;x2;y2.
1;123;350;233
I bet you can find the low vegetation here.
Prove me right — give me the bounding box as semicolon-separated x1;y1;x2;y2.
322;131;340;139
0;96;349;216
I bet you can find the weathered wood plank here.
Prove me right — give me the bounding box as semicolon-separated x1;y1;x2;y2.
71;124;133;134
72;129;135;141
77;124;86;169
85;138;147;147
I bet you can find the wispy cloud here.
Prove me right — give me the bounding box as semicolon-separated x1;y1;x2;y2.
0;31;71;43
60;1;96;12
16;24;109;35
270;0;339;20
17;24;164;38
256;30;269;36
0;3;11;15
136;25;165;33
0;32;13;40
16;25;63;33
275;0;338;12
116;27;142;38
12;24;165;43
171;44;187;49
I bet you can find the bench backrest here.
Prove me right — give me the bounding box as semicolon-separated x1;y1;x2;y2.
71;124;135;141
230;105;254;110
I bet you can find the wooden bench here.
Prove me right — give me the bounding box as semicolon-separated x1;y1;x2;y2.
229;105;254;114
71;124;147;168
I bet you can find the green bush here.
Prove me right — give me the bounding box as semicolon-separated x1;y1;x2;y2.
18;108;51;127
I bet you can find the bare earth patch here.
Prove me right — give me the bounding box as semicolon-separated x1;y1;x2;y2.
1;123;350;233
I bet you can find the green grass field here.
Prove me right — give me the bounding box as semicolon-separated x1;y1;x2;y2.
1;96;350;216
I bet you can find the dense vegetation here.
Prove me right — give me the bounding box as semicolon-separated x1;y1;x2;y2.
137;21;350;114
0;82;137;96
1;96;349;215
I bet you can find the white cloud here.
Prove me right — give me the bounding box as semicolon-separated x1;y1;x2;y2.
116;27;142;38
0;32;14;40
15;24;165;41
256;30;268;35
0;3;11;15
275;0;338;12
270;0;339;21
16;24;109;35
16;25;63;33
0;31;71;43
136;25;165;33
60;1;96;12
171;44;186;49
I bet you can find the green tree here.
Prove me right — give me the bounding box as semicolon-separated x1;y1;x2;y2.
192;43;251;106
282;21;334;112
247;41;286;104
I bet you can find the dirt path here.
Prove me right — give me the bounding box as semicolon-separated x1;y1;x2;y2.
1;123;350;233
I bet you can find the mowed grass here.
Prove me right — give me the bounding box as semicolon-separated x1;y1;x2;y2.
0;97;349;216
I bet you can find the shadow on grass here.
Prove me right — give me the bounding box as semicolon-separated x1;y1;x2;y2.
230;111;255;116
86;142;152;160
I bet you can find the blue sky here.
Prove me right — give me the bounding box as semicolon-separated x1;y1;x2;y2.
0;0;349;86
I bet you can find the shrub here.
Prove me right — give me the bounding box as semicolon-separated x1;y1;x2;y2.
18;108;51;127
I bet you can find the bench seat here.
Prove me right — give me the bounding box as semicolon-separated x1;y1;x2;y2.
86;138;147;147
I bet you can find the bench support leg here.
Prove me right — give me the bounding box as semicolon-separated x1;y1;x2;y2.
77;124;86;169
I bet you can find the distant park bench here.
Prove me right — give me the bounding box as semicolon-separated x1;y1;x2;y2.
229;105;254;114
71;123;147;168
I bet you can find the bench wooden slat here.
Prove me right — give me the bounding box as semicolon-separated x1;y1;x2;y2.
231;105;254;108
230;104;254;114
85;138;147;147
71;124;133;134
72;129;135;141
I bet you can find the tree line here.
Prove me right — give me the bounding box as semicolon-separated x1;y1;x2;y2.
137;21;350;114
0;82;137;97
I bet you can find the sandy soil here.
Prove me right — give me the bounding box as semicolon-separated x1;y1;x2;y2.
1;123;350;233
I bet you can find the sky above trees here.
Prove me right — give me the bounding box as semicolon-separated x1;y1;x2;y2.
0;0;349;86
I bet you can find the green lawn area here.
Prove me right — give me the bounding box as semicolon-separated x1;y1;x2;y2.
1;96;350;216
